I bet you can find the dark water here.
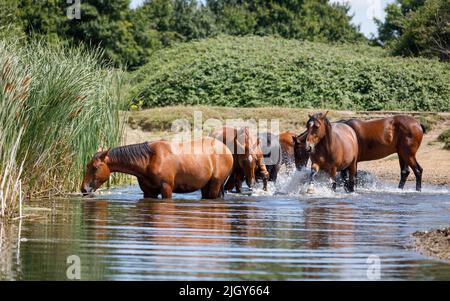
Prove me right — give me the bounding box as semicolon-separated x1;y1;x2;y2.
1;173;450;280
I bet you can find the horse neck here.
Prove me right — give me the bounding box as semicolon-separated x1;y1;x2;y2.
107;150;148;178
319;121;335;154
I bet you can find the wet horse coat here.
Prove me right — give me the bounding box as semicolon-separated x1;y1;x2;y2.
305;112;359;192
211;127;269;192
81;137;234;199
292;130;310;170
258;132;282;182
344;115;424;191
278;131;297;166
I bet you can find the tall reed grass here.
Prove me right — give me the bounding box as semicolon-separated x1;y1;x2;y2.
0;39;125;219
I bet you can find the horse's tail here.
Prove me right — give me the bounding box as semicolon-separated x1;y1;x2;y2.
420;123;427;134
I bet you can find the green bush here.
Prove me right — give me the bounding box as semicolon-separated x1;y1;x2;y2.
438;128;450;149
130;35;450;111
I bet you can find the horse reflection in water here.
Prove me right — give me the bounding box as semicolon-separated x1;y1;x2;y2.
83;200;110;242
73;189;436;280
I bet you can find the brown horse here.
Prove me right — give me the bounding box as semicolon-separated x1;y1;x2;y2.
81;137;234;199
258;131;282;182
210;127;269;192
292;130;310;170
278;131;295;164
305;112;359;192
344;115;424;191
259;131;306;182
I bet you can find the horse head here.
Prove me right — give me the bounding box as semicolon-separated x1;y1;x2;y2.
235;128;268;188
305;111;330;153
293;131;309;170
81;147;111;195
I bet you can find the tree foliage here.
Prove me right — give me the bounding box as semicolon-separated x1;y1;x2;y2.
1;0;365;69
376;0;449;61
208;0;364;42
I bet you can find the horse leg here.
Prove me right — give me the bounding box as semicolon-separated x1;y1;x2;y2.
398;157;410;190
339;169;348;188
205;179;223;199
201;185;210;199
224;171;236;192
330;167;337;191
161;182;173;199
347;161;357;193
409;157;423;192
307;163;319;194
400;151;423;191
138;178;159;198
270;164;281;182
235;173;243;193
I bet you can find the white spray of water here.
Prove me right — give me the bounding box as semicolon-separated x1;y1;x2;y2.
251;165;450;198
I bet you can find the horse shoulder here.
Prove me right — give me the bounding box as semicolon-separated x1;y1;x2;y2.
148;142;175;173
333;123;358;157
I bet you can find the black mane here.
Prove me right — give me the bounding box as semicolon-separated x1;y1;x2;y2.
107;142;154;163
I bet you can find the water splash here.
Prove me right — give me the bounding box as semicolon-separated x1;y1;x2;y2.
251;166;449;198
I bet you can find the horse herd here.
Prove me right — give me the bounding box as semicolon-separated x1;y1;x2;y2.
81;112;425;199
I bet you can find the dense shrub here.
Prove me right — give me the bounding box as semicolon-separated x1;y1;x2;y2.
438;128;450;149
130;36;450;111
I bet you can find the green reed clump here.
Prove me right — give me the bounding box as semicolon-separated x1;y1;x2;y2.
0;39;125;218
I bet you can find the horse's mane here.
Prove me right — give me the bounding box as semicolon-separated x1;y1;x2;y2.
107;142;154;164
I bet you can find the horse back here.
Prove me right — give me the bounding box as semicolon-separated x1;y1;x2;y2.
278;131;296;156
344;115;423;161
150;138;232;173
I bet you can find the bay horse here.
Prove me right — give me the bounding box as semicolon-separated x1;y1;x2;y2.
343;115;424;191
292;130;310;170
258;132;282;182
305;112;359;193
278;131;296;166
210;127;269;192
81;137;234;199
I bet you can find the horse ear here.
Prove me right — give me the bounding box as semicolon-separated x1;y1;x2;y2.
98;149;109;161
308;113;312;119
292;136;299;144
97;146;103;153
322;111;329;119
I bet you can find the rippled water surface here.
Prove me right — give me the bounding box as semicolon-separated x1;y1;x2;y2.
1;172;450;280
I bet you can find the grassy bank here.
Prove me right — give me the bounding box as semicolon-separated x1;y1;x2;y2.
130;36;450;111
0;40;125;219
127;106;449;134
125;106;450;186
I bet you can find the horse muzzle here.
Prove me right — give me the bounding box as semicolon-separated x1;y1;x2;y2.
81;185;94;196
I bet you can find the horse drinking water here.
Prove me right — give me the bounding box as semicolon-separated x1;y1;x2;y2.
304;112;359;193
81;137;234;199
210;127;269;193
